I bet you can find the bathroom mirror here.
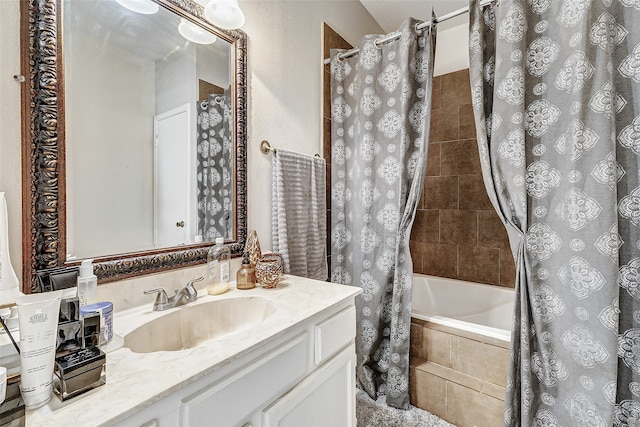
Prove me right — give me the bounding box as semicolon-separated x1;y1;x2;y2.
21;0;247;292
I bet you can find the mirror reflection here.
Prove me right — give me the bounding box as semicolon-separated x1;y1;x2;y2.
64;0;235;261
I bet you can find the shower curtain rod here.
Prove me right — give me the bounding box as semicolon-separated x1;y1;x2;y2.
322;0;497;65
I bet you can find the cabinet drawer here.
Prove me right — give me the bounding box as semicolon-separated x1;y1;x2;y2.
180;333;308;426
314;306;355;365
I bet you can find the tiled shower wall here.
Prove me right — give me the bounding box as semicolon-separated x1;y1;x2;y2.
410;69;516;288
322;33;514;288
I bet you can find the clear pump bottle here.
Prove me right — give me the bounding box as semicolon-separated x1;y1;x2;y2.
207;237;230;295
77;259;97;307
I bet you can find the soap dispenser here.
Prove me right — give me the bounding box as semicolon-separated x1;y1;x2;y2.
77;259;97;307
236;253;256;290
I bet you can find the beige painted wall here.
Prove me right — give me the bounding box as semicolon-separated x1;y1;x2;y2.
0;0;383;290
239;0;384;252
434;23;469;76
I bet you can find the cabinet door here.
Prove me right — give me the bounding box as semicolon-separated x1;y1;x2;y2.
180;334;308;427
262;344;356;427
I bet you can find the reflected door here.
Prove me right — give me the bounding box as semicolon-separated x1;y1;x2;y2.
154;104;191;247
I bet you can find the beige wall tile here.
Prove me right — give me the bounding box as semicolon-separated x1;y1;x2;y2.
422;321;485;342
483;334;512;349
481;381;506;401
446;382;504;427
420;361;482;392
412;317;427;328
451;336;509;387
422;320;510;346
412;368;447;420
425;327;451;367
410;322;426;360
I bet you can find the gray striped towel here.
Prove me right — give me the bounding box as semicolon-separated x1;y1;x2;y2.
272;149;328;281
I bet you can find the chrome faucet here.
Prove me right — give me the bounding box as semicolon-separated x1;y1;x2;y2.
144;277;204;311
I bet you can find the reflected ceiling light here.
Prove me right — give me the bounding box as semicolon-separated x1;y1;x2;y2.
114;0;159;14
178;18;217;44
204;0;245;29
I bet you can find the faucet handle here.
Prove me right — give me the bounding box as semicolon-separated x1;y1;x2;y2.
186;276;204;290
144;288;169;306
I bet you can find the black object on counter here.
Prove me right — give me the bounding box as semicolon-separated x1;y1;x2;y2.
82;312;100;348
56;297;82;357
53;347;106;401
0;377;25;427
59;297;79;323
35;266;79;292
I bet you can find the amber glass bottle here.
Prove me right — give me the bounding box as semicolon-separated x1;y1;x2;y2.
236;253;256;290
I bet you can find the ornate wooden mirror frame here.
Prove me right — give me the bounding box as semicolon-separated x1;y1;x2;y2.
20;0;247;293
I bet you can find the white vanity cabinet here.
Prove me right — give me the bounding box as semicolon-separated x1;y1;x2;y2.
121;303;357;427
27;277;361;427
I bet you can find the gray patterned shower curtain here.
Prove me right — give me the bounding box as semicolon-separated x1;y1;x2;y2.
469;0;640;424
330;18;436;409
196;92;232;241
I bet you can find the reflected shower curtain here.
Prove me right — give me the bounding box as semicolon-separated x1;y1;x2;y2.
330;18;435;410
469;0;640;425
196;92;232;241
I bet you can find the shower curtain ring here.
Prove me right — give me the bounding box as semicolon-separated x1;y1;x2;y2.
374;38;383;48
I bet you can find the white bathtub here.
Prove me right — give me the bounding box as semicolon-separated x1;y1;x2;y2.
411;274;514;343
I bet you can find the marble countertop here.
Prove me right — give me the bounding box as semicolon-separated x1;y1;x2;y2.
27;275;360;426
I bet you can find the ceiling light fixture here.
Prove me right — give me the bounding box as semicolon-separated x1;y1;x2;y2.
204;0;245;29
178;18;217;44
114;0;159;15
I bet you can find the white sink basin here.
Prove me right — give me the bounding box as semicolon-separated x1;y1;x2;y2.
124;297;277;353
